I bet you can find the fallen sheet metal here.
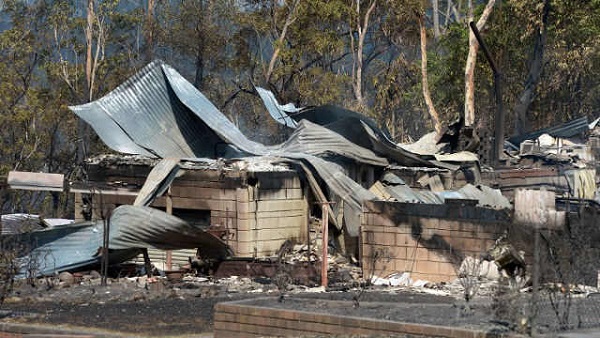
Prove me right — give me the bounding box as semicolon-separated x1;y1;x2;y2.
508;116;589;146
133;158;182;206
9;222;141;276
109;205;232;258
372;173;511;209
1;214;43;235
10;204;231;276
255;87;301;128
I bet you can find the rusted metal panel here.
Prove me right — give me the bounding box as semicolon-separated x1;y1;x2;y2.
7;171;64;192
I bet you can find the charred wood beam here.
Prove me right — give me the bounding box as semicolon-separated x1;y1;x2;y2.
469;21;504;168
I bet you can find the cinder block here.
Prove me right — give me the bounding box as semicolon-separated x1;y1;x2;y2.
236;188;250;203
389;246;407;260
236;227;301;242
415;260;439;275
415;247;429;261
438;261;458;276
286;188;303;199
257;188;287;200
420;217;440;230
371;213;395;227
236;218;256;231
394;259;413;273
373;231;395;246
428;250;451;263
395;233;411;246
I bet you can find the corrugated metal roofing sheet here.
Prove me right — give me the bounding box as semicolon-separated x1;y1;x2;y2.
13;204;230;276
372;174;510;209
255;87;300;128
1;214;43;235
508;117;589;146
69;60;383;236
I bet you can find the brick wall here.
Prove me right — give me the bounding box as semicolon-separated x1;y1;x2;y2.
361;200;509;283
213;298;519;338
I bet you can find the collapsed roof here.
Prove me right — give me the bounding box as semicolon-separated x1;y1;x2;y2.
8;60;514;276
70;60;453;237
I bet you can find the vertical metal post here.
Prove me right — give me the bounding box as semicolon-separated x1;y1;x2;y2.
531;225;540;337
306;201;312;263
166;186;173;270
321;203;329;288
101;216;109;287
143;249;153;278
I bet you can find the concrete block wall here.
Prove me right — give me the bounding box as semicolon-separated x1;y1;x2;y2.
361;200;508;283
234;171;307;257
73;167;307;259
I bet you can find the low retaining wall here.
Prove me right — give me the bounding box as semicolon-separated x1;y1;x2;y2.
213;297;519;338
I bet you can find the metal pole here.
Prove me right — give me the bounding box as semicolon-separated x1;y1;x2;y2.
166;186;173;271
531;225;540;337
321;203;329;288
101;216;109;287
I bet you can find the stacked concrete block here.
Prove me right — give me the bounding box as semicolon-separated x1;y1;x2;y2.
361;200;507;283
73;164;308;261
234;173;307;257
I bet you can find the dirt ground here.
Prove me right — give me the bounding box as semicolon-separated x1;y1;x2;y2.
1;270;600;337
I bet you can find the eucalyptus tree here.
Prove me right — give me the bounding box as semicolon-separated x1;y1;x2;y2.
159;0;236;92
0;0;74;214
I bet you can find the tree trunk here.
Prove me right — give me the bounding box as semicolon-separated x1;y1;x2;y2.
78;0;95;164
352;0;376;110
432;0;440;40
265;0;300;84
194;41;205;90
85;0;94;100
145;0;155;62
418;13;442;135
513;0;550;135
464;0;495;127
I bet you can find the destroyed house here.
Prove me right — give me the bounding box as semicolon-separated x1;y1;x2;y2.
13;59;596;284
70;155;309;268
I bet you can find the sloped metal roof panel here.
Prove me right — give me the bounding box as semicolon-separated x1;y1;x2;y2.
508;116;590;145
133;158;181;206
278;120;388;167
70;61;241;158
255;87;300;128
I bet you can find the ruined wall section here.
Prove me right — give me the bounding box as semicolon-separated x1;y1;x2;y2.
361;200;509;283
73;164;308;264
